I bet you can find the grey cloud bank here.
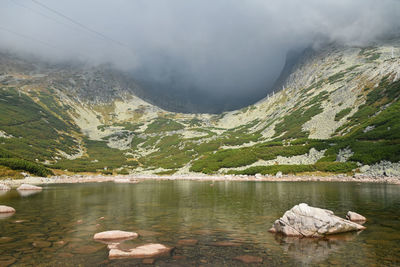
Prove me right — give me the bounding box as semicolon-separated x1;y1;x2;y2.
1;0;399;112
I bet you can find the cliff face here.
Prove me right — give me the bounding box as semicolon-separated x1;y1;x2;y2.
0;39;399;176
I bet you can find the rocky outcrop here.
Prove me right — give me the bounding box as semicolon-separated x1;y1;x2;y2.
0;184;11;191
0;205;15;213
17;184;42;190
270;203;365;237
109;243;173;259
359;161;400;177
93;230;138;242
346;211;366;222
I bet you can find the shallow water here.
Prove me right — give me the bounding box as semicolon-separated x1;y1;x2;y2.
0;180;399;266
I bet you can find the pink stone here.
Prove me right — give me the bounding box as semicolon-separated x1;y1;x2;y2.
0;205;15;213
109;243;172;259
346;211;367;222
17;184;42;190
94;230;138;242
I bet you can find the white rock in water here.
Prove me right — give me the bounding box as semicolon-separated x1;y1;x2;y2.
17;184;42;191
109;243;172;259
94;230;138;241
346;211;366;222
114;178;139;184
275;171;283;178
0;184;11;191
271;203;365;237
0;205;15;213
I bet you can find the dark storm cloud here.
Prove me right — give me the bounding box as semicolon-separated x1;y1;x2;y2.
1;0;399;102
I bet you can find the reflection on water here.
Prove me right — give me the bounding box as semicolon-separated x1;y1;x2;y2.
274;232;358;265
17;190;41;197
0;212;14;220
0;181;399;266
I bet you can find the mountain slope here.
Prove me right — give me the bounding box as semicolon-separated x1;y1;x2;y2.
0;39;399;177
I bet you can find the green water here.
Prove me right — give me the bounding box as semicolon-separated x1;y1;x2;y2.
0;180;399;266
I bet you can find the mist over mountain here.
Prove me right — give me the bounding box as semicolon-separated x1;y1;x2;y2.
1;0;400;112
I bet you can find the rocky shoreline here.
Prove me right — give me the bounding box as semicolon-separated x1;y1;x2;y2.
1;173;399;187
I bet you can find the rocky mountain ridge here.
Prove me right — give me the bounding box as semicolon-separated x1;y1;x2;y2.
0;39;399;177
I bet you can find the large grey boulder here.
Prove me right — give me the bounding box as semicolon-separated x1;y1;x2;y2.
270;203;365;237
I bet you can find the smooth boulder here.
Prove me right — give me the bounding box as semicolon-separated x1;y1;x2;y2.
270;203;365;238
346;211;366;222
109;243;172;259
0;205;15;213
93;230;138;242
0;184;11;191
17;184;42;191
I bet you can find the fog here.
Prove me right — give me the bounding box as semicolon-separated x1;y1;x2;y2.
1;0;399;112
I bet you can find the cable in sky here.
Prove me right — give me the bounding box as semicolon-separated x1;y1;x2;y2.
0;26;59;50
30;0;132;50
9;0;84;35
0;25;89;59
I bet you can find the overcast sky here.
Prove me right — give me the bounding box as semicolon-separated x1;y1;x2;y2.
1;0;400;110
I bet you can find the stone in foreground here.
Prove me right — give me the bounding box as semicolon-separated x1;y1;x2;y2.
346;211;367;222
0;205;15;213
17;184;42;191
0;184;11;191
93;230;138;242
109;243;172;259
270;203;365;238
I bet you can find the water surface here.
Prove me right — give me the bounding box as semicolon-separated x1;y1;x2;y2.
0;181;399;266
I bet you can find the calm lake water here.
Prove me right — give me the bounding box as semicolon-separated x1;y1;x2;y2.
0;180;399;266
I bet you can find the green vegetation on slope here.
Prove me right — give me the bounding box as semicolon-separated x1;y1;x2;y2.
228;162;357;175
145;118;184;133
0;88;79;161
190;140;329;174
51;139;137;173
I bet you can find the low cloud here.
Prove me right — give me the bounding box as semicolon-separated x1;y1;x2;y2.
1;0;399;111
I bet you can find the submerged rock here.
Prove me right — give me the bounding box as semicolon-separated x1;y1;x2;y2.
346;211;366;222
177;239;198;246
17;184;42;191
0;205;15;213
0;184;11;191
270;203;365;238
109;243;172;259
211;241;240;247
93;230;138;242
234;255;263;264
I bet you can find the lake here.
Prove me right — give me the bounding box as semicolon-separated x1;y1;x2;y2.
0;180;399;266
